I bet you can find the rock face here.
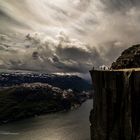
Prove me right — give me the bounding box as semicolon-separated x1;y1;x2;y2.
90;69;140;140
111;44;140;69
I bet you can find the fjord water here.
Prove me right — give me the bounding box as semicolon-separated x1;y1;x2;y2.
0;100;92;140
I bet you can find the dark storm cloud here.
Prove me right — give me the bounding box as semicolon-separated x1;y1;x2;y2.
53;44;103;73
56;45;103;65
56;47;90;60
0;33;104;73
101;0;140;12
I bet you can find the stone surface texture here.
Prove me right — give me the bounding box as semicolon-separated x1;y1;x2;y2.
90;69;140;140
111;44;140;69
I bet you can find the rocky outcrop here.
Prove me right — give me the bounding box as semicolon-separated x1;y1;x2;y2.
90;69;140;140
0;83;87;123
111;44;140;69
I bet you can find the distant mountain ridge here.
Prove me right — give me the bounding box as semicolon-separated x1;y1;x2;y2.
0;72;91;92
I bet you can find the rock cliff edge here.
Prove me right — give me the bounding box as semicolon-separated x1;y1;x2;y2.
90;69;140;140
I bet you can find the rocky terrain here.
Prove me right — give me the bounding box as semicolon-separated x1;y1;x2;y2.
111;44;140;69
0;83;90;124
90;45;140;140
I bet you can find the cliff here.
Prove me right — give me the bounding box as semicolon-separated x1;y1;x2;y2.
90;68;140;140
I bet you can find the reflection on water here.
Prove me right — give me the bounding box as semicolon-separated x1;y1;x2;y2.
0;100;92;140
0;131;19;135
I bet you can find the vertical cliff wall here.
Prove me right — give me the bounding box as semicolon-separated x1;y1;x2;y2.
90;69;140;140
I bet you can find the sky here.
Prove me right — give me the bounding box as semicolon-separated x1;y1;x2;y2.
0;0;140;76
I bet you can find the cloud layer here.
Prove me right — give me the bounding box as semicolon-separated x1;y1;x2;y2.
0;0;140;74
0;32;103;73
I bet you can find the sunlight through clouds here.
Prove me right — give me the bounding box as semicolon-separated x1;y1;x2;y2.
0;0;140;73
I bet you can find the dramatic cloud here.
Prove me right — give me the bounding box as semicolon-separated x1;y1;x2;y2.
0;33;103;73
0;0;140;74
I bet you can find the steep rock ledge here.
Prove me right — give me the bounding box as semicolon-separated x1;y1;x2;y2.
90;69;140;140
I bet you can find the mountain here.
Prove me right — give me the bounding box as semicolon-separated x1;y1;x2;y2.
111;44;140;69
0;72;91;92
